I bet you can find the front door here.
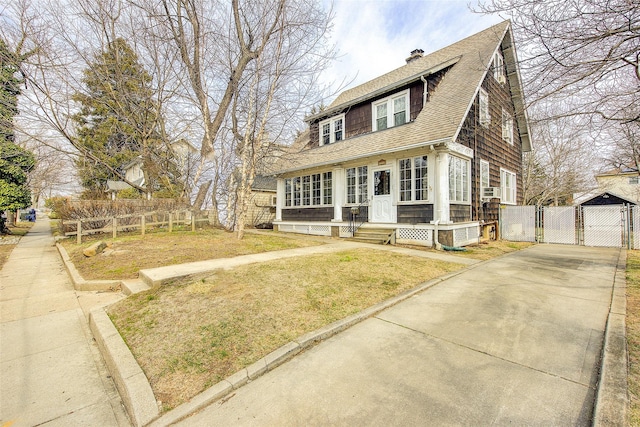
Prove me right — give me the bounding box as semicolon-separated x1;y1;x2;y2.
371;167;393;223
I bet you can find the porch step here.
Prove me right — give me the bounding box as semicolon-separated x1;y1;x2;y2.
350;227;395;245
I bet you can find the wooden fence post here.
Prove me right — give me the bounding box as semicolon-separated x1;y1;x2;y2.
77;221;82;245
191;210;195;232
169;212;173;233
112;217;117;239
141;214;146;236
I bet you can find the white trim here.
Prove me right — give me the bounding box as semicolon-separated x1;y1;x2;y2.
372;89;410;132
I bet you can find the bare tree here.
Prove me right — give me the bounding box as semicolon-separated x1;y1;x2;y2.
522;114;597;206
476;0;639;124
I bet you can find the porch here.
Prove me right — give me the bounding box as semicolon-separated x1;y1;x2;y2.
274;220;481;248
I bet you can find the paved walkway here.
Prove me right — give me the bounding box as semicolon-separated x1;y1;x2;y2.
167;244;621;426
0;218;130;426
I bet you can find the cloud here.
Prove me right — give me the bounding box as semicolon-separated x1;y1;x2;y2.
321;0;503;100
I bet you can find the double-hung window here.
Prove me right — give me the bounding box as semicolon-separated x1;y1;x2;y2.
346;166;368;204
449;156;470;203
373;91;409;131
479;88;490;127
480;159;490;190
500;168;516;205
399;156;429;202
284;172;333;207
502;109;513;144
493;52;505;83
319;114;345;145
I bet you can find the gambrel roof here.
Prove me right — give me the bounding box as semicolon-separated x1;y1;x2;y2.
276;21;531;174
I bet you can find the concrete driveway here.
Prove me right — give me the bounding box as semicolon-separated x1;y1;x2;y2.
172;244;621;426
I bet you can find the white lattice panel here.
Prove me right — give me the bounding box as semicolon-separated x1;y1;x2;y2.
453;226;479;246
339;226;352;238
309;225;331;236
543;206;576;244
397;228;433;245
279;224;295;233
583;206;622;247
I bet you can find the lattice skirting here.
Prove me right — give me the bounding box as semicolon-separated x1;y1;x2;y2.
277;223;331;237
396;228;433;246
339;226;352;238
453;225;480;246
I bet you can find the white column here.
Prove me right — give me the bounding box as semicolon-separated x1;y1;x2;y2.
432;151;451;223
332;167;344;222
275;178;284;221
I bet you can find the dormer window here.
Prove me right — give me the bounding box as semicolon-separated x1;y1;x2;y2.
373;90;409;131
319;114;344;145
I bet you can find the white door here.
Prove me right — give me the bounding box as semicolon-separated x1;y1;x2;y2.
371;167;393;223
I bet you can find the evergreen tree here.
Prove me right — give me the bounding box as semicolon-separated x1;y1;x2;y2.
0;38;35;231
73;38;180;198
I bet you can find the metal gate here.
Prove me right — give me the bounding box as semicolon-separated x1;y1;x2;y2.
500;204;637;249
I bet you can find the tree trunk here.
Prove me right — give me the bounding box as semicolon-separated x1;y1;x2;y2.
192;180;212;211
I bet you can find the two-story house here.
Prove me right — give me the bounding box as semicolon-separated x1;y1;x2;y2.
272;21;532;247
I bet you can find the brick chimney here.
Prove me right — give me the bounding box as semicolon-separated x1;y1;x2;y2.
405;49;424;64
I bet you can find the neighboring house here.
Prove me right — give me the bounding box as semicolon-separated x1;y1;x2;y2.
246;175;277;226
574;166;639;206
272;21;532;247
104;140;197;200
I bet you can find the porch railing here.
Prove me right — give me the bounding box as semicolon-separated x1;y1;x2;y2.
348;200;369;236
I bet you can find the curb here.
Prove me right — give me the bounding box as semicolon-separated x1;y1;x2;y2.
90;307;160;427
592;248;629;426
56;243;121;291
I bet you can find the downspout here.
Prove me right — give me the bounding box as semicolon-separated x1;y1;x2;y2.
421;75;428;106
433;219;442;251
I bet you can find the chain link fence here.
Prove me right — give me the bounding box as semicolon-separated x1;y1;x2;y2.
501;204;637;249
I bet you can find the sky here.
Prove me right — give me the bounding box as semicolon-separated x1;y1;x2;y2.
321;0;504;97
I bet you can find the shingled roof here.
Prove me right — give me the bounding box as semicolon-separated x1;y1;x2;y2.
275;21;530;174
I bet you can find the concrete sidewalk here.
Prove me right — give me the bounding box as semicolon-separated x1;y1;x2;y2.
0;218;130;426
165;244;624;426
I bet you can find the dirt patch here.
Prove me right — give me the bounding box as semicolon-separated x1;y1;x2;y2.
107;248;465;410
60;229;322;280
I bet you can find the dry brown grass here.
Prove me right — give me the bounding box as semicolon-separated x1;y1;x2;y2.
399;239;534;261
107;248;465;410
627;250;640;426
60;229;322;280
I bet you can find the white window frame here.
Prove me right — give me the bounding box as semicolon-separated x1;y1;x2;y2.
493;51;505;84
319;114;345;146
480;159;490;190
372;90;409;132
398;156;429;203
284;172;333;207
346;166;368;204
500;168;517;205
449;156;470;204
479;87;490;127
502;109;513;145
